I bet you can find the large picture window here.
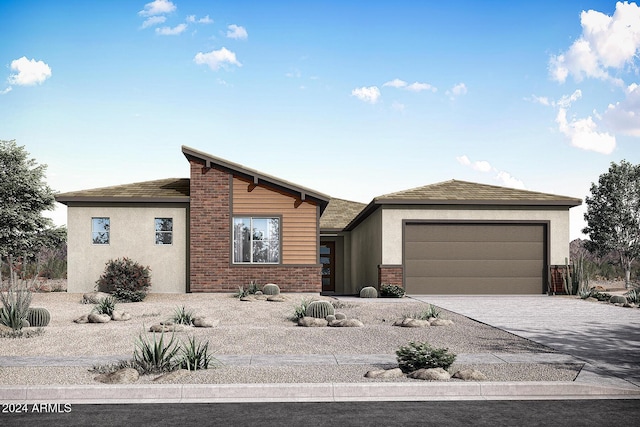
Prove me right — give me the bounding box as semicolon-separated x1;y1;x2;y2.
92;217;110;244
233;217;280;263
155;218;173;245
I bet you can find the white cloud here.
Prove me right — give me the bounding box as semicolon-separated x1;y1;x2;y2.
351;86;381;104
0;86;12;95
549;2;640;84
194;47;242;70
139;0;176;17
456;155;525;189
530;95;551;106
155;23;187;35
446;82;467;99
603;83;640;136
227;24;248;40
556;89;582;108
141;15;166;28
406;82;436;92
187;14;213;24
383;78;407;88
7;56;52;86
555;108;616;154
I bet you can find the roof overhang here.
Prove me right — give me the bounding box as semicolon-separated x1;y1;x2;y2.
55;196;190;205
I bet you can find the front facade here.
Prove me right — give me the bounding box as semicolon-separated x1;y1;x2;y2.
57;147;581;295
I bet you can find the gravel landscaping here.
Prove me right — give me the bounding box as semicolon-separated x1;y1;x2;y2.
0;291;582;385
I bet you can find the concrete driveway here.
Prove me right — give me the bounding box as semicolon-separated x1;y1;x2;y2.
410;295;640;387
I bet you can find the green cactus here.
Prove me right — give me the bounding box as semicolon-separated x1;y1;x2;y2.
262;283;280;296
359;286;378;298
305;300;335;319
27;307;51;327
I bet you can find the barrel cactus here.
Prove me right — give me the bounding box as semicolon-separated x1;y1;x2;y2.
305;300;335;319
360;286;378;298
27;307;51;327
262;283;280;296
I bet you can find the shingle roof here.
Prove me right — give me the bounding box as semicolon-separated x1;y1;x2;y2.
320;198;367;231
55;178;190;204
375;179;582;205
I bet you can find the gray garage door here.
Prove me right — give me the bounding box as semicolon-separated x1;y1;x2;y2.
404;223;546;294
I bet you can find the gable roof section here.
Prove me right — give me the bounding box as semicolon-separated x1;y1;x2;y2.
55;178;190;204
320;198;367;231
345;179;582;231
182;145;330;213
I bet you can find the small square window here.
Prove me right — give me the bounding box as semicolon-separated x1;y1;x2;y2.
155;218;173;245
92;217;110;244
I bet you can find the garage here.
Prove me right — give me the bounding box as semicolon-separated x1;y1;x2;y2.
404;222;547;295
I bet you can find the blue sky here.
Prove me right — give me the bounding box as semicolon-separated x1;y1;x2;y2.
1;0;639;239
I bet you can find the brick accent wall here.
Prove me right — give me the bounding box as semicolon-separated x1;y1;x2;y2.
378;265;403;287
188;159;321;292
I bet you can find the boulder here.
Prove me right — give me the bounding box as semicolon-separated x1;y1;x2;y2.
334;312;347;320
153;369;190;382
429;318;454;326
325;315;336;322
609;295;628;305
0;324;13;333
267;295;286;302
365;368;404;379
453;369;488;381
111;311;132;321
393;318;430;328
239;296;253;302
88;313;111;323
297;316;328;327
73;314;89;324
149;323;185;333
82;292;112;304
328;319;364;327
94;368;139;384
192;316;219;328
408;367;451;381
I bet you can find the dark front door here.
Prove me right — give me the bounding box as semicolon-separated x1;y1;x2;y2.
320;242;335;292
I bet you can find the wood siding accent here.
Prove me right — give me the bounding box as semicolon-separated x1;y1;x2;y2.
233;177;318;265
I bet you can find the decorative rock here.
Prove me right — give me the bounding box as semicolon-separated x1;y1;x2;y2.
88;313;111;323
297;316;328;327
255;291;264;296
453;369;488;381
149;323;185;333
393;318;430;328
590;285;606;292
365;368;404;379
192;316;219;328
111;311;132;321
430;318;454;326
328;319;364;327
153;369;190;382
21;319;30;328
325;315;336;322
94;368;139;384
82;292;112;304
239;296;253;302
0;324;13;333
408;367;451;381
267;295;285;302
74;314;89;324
609;295;628;304
334;312;347;320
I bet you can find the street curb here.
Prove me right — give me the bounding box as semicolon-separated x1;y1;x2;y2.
1;381;639;404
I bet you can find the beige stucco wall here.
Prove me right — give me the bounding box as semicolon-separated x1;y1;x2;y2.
349;209;382;287
380;205;573;266
66;204;188;293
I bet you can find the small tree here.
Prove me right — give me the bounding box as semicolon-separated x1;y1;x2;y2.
582;160;640;288
0;140;58;287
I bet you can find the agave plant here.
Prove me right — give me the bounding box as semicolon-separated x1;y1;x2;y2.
0;282;33;330
179;336;215;371
133;330;181;374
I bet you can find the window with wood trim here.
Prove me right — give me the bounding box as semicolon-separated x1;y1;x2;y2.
233;217;280;263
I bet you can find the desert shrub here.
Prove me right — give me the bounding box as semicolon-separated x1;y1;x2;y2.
90;359;137;375
407;304;441;320
171;306;195;325
93;296;117;317
133;330;181;374
291;298;314;321
234;286;249;299
624;289;639;304
380;284;405;298
396;341;456;373
0;283;32;330
0;327;45;339
96;257;151;302
179;336;215;371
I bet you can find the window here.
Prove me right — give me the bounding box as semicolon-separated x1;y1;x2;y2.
155;218;173;245
92;217;110;244
233;217;280;263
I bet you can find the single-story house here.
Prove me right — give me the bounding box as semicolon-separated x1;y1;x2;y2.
56;146;582;295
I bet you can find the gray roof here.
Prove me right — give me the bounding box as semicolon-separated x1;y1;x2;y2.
56;178;190;204
320;198;367;231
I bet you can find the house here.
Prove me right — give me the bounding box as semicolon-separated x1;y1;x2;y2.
56;146;582;295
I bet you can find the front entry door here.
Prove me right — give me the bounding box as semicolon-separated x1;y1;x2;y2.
320;242;335;293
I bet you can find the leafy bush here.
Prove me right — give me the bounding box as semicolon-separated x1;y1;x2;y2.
396;341;456;373
133;330;181;374
179;336;214;371
96;257;151;302
0;283;32;330
171;306;195;325
380;284;405;298
93;296;116;317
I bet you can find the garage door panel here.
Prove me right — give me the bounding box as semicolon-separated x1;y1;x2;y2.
405;277;541;294
405;242;543;261
404;223;545;295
